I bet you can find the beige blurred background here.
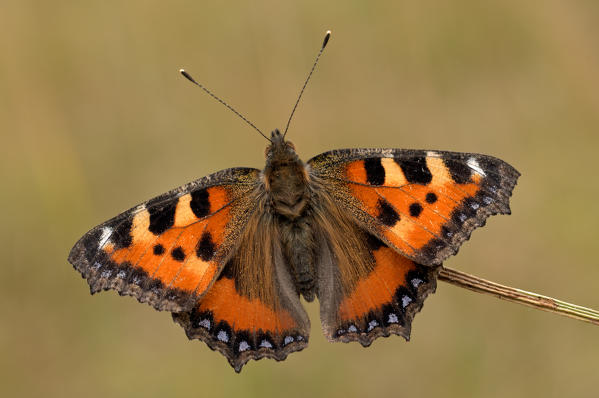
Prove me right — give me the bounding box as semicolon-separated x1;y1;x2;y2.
2;1;599;397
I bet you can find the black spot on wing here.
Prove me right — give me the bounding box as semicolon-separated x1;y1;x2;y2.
147;198;177;235
111;218;133;249
153;244;165;255
394;157;432;185
171;246;186;262
377;198;400;226
190;188;211;218
443;158;472;184
364;158;385;185
425;192;437;204
409;202;423;217
196;231;216;261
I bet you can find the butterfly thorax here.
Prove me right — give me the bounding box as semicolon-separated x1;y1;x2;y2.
264;129;317;301
264;129;310;219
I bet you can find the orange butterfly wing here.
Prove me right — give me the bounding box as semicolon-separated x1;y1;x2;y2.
309;148;520;265
68;167;260;312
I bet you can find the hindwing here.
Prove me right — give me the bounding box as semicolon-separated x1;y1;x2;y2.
173;208;310;372
310;187;438;345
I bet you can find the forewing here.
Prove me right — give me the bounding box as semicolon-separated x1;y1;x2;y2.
309;148;520;265
68;167;260;312
173;209;310;372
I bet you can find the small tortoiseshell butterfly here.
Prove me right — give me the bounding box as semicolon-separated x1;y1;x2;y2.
69;31;519;372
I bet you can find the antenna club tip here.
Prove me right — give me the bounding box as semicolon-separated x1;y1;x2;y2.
322;30;332;49
180;69;197;84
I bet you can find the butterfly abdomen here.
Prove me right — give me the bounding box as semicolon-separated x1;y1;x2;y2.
279;215;317;302
268;171;318;302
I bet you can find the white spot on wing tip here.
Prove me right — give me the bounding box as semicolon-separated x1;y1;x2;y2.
426;151;440;157
467;157;486;176
99;227;112;248
381;148;394;158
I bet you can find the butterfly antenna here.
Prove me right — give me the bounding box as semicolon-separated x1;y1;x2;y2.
179;69;271;142
283;30;331;138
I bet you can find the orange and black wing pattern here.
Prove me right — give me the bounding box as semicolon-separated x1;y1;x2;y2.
173;211;310;372
309;149;520;266
316;231;438;345
68;167;260;312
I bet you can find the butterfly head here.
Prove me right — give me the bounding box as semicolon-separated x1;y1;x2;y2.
263;129;308;204
265;129;298;162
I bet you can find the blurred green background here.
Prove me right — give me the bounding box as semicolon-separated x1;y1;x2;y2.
2;1;599;397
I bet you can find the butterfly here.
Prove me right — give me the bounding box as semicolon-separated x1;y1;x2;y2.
68;32;520;372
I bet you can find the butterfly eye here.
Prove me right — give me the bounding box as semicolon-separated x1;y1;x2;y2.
264;145;272;158
287;142;296;150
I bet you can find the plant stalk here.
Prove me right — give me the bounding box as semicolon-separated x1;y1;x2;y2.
439;266;599;326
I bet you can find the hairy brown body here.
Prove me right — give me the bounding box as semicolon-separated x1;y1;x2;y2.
264;129;317;301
